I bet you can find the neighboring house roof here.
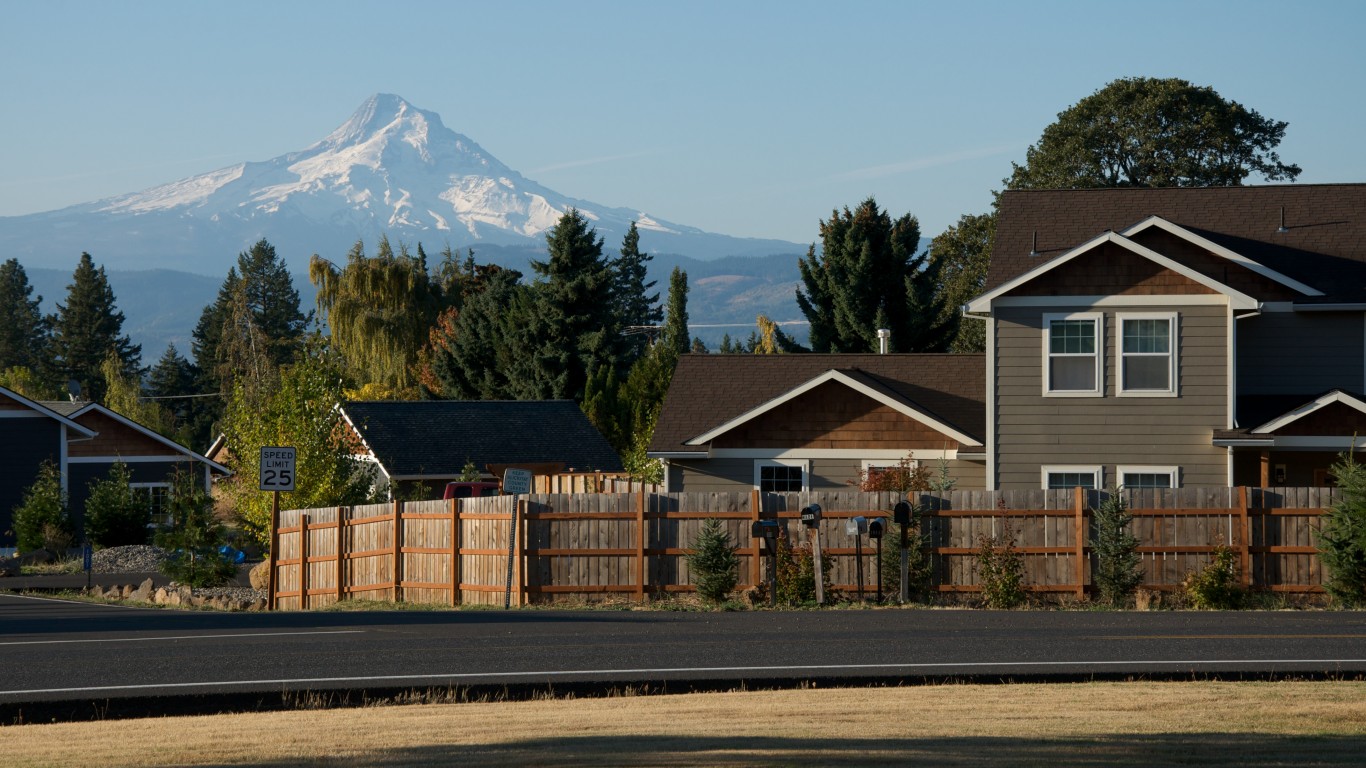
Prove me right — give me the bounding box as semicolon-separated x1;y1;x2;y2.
988;185;1366;302
0;388;98;438
650;354;986;454
39;400;231;475
340;400;624;477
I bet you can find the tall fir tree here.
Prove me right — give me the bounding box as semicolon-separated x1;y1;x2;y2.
422;267;532;400
0;258;51;377
523;210;624;402
612;222;662;364
797;198;952;353
662;267;690;358
146;344;200;444
50;253;140;402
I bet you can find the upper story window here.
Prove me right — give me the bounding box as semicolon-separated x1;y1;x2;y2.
1118;313;1177;396
1044;313;1102;396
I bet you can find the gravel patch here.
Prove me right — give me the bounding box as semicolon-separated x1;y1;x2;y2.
190;586;266;602
90;545;168;573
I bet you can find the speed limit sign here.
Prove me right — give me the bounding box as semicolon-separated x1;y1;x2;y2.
259;447;296;491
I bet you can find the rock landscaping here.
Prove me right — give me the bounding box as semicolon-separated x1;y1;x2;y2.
90;544;169;574
85;577;267;611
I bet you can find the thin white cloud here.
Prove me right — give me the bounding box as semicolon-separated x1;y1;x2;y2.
530;150;662;175
836;143;1019;181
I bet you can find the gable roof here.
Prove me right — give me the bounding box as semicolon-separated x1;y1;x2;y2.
0;387;97;438
650;354;986;454
1250;390;1366;434
341;400;623;477
40;400;231;474
989;185;1366;302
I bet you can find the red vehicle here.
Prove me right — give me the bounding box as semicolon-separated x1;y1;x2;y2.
442;481;501;500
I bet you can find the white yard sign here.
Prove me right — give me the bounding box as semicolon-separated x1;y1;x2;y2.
502;468;532;495
259;447;297;492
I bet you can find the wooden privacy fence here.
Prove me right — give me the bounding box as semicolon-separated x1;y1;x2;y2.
269;487;1335;609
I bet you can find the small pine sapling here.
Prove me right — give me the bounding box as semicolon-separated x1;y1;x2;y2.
12;461;71;553
1317;452;1366;606
1091;488;1142;606
155;471;237;588
687;518;740;603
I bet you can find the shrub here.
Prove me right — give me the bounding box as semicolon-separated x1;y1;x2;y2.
975;532;1025;608
12;461;70;552
84;462;150;548
1182;544;1243;610
1091;489;1142;606
775;528;833;605
155;470;238;587
879;508;934;600
687;518;740;603
1317;452;1366;606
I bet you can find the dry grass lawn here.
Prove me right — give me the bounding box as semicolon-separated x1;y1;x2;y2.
7;681;1366;766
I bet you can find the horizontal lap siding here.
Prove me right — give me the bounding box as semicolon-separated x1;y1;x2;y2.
0;419;62;547
673;457;988;492
1237;311;1364;395
995;304;1228;489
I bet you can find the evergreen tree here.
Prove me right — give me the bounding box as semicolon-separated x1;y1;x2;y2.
155;469;237;587
310;236;444;396
423;268;532;400
1091;489;1142;606
12;461;70;552
50;253;140;401
84;462;148;548
612;222;662;363
146;344;200;444
797;198;951;353
662;267;690;358
1318;453;1366;606
0;258;51;377
523;210;623;402
687;518;740;603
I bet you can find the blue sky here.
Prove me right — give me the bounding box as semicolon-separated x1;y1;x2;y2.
3;0;1363;245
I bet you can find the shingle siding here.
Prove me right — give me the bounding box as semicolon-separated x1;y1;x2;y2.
994;303;1228;489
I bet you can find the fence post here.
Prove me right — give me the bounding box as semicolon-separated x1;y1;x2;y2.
393;500;404;603
635;485;646;603
335;506;346;606
450;497;461;607
515;498;526;607
1238;486;1252;589
1074;486;1086;600
750;489;762;589
298;513;311;610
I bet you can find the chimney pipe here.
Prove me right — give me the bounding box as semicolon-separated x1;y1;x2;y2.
876;328;891;355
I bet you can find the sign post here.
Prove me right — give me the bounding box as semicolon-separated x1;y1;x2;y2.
502;468;533;609
260;447;296;610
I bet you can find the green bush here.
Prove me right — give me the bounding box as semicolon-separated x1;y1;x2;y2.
155;471;237;587
687;518;740;603
1091;489;1142;606
879;510;934;601
1183;544;1243;610
12;461;71;552
84;462;150;548
1317;452;1366;606
975;533;1025;608
774;528;833;605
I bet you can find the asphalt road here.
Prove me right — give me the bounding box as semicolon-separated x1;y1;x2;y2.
2;594;1364;713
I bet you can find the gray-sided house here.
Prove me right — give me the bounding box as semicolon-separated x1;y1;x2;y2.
340;400;624;499
648;354;986;493
651;184;1366;493
0;385;230;549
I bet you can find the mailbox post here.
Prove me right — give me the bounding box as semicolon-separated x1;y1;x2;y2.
801;504;824;605
893;501;913;604
868;518;885;603
846;516;868;601
751;520;780;607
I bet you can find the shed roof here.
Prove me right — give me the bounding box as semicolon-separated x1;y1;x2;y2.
341;400;623;477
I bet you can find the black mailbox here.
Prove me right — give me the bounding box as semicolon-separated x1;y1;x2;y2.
868;518;885;540
893;501;913;526
800;504;822;528
751;520;780;539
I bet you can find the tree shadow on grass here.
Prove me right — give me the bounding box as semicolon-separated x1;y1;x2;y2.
198;733;1366;767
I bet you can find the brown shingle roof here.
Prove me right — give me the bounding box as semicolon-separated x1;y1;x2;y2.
649;353;985;453
989;184;1366;302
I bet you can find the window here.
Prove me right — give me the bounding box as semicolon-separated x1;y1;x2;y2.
1119;313;1177;395
755;460;808;493
131;483;172;528
1117;466;1178;489
1044;313;1101;395
1042;466;1101;490
860;459;919;491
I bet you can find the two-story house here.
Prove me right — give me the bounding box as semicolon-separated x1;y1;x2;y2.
649;184;1366;493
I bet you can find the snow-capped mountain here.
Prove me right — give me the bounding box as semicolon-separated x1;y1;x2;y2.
0;94;801;273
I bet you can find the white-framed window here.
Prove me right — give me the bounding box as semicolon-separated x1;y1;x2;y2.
1117;466;1179;489
860;458;919;488
1042;466;1102;490
1118;312;1177;396
754;459;809;493
130;482;172;528
1043;312;1102;396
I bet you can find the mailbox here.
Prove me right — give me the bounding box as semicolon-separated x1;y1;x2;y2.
800;504;822;528
893;501;913;526
845;516;868;536
751;520;780;539
868;518;885;540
